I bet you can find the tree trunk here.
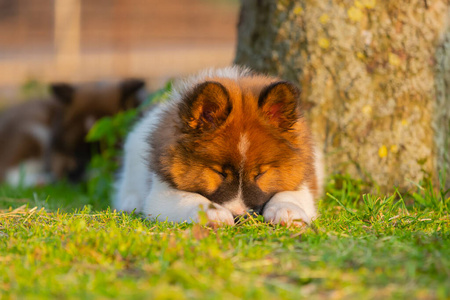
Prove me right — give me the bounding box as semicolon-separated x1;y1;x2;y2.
235;0;450;192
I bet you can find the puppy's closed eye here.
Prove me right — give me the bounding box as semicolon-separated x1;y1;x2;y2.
211;168;227;180
254;170;267;181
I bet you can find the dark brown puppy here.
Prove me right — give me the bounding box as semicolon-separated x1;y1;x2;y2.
0;79;145;185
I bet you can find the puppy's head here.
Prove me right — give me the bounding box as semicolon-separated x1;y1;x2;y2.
50;79;145;180
153;74;315;215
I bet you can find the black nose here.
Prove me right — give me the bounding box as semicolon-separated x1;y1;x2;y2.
254;203;267;215
233;209;262;223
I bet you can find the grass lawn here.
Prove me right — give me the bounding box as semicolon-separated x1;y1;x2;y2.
0;176;449;299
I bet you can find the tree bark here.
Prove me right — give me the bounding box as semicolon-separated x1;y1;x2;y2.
235;0;450;192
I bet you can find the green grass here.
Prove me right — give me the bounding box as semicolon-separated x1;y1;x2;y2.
0;176;449;299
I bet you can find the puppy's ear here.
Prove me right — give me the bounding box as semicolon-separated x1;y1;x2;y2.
179;81;231;133
121;79;145;99
258;81;301;129
51;83;75;105
120;79;146;109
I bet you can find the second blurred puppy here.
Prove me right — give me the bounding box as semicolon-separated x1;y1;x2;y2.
0;79;145;186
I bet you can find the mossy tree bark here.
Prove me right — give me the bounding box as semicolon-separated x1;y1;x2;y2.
235;0;450;192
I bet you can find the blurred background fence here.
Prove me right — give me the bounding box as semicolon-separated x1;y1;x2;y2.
0;0;238;104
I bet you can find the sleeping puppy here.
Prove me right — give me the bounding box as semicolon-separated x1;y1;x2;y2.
114;67;323;226
0;79;145;186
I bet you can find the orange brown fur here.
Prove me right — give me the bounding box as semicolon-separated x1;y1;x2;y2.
150;73;318;210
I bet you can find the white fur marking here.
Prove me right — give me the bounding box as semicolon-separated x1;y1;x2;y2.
222;198;247;215
27;124;50;145
223;133;250;215
6;159;51;187
238;132;250;160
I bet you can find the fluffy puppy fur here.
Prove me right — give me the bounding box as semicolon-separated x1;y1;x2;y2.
114;67;323;226
0;79;145;186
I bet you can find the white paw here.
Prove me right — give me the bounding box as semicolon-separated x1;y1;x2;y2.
263;202;309;227
114;195;141;213
191;203;234;226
